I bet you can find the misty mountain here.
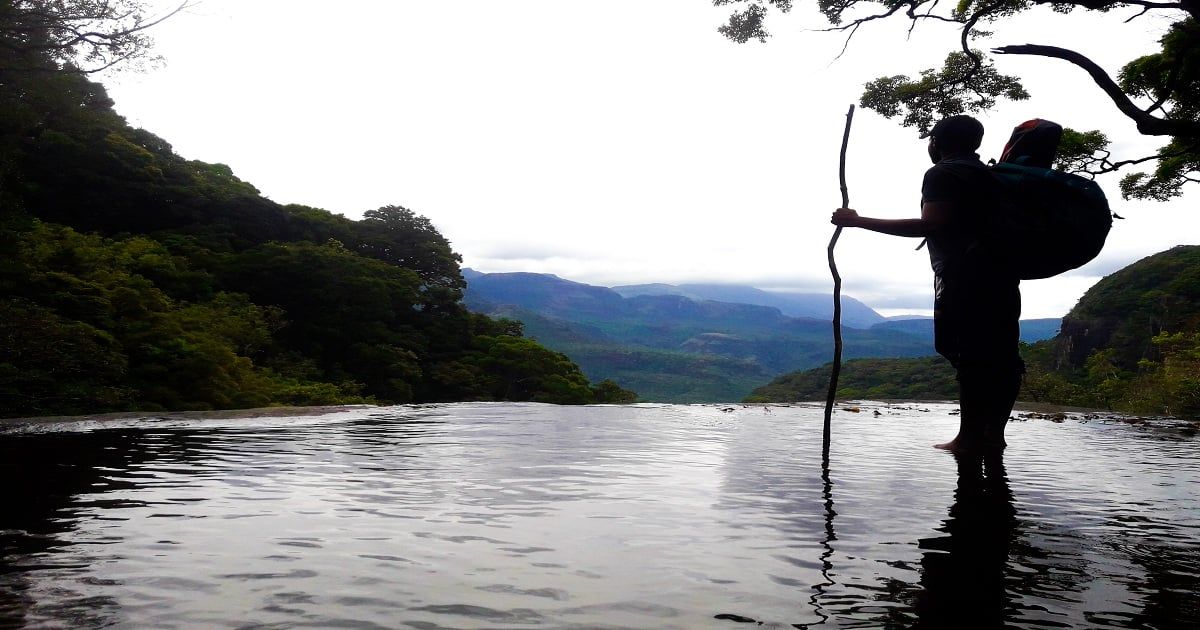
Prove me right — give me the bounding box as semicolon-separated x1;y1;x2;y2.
466;272;627;320
464;271;931;402
612;282;885;328
871;318;1062;344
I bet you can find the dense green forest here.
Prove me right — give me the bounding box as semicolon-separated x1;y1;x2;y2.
747;247;1200;419
0;24;635;417
745;357;959;403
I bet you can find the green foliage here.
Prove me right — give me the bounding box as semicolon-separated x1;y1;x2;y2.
1059;246;1200;371
1055;128;1109;173
745;356;958;403
1113;20;1200;199
0;297;131;415
1143;332;1200;417
555;342;772;403
1018;340;1091;407
0;221;356;415
356;205;465;298
590;379;640;404
1120;18;1200;118
713;1;792;42
453;336;601;404
861;52;1029;134
716;2;769;43
1021;331;1200;418
1119;136;1200;201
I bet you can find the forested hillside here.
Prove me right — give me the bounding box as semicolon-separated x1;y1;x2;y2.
1023;246;1200;417
745;356;959;403
0;31;634;417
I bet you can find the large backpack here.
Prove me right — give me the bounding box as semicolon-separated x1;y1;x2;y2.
981;119;1113;280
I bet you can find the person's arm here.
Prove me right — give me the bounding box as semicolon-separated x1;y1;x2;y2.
830;201;954;238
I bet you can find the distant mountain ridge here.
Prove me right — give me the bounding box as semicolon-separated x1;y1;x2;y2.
462;270;1064;402
871;317;1062;344
611;282;884;328
463;271;931;401
465;272;832;350
467;272;627;320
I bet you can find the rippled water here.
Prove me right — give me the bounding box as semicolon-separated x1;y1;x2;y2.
1;402;1198;629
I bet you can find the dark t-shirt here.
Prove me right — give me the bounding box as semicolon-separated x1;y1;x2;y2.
920;156;991;275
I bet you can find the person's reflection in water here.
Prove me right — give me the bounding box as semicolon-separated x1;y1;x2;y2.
914;451;1016;629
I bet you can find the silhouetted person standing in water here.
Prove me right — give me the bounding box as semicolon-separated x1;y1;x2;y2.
831;115;1023;453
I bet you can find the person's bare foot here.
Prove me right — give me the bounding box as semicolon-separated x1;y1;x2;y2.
934;436;984;454
934;437;967;452
935;436;1005;454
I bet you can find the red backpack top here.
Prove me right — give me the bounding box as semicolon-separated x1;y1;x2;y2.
998;118;1063;168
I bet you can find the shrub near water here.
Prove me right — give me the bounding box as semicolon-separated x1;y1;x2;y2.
745;356;959;403
1023;332;1200;418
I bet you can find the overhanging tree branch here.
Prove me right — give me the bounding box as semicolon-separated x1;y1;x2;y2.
1;1;190;73
1064;143;1199;176
1031;0;1189;14
956;2;998;79
812;2;971;36
994;44;1200;137
1145;60;1184;113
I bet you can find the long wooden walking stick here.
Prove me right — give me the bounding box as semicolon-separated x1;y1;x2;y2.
824;104;855;458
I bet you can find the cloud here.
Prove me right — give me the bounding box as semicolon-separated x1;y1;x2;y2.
472;243;582;262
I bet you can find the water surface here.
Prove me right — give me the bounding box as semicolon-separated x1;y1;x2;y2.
1;403;1197;628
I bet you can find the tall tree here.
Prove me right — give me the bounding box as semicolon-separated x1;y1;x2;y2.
713;1;1200;199
356;205;466;300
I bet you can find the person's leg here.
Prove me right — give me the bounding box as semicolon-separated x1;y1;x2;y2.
937;365;990;453
937;358;1020;453
979;278;1023;449
983;361;1022;447
936;271;1021;453
933;274;975;452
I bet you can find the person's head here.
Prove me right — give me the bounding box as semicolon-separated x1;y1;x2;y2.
926;115;984;162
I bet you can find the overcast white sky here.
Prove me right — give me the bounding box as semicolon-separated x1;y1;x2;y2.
103;1;1198;319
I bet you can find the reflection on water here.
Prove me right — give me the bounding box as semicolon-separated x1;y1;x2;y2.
0;403;1197;628
913;452;1016;628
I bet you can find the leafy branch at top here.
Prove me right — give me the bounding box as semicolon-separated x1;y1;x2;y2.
713;0;1200;199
